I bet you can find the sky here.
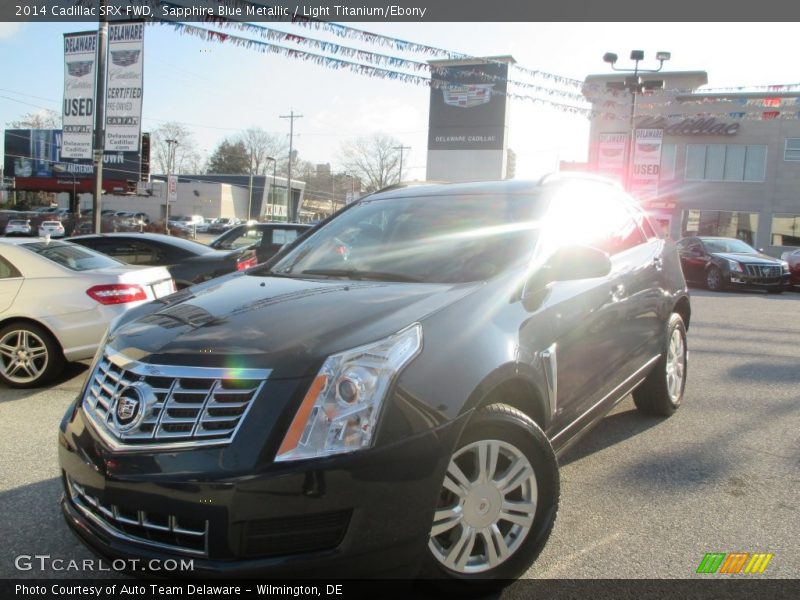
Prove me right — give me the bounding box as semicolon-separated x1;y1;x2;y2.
2;21;800;182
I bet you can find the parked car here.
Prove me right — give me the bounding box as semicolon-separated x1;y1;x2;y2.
207;217;240;233
677;236;790;292
58;176;690;583
4;219;32;237
209;222;312;264
0;238;175;388
67;232;259;290
38;221;66;238
780;248;800;287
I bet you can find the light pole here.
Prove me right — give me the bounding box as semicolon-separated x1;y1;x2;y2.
602;50;670;192
393;145;410;183
165;138;178;235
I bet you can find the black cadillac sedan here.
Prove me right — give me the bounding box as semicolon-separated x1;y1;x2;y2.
677;236;790;293
67;232;258;289
59;176;690;583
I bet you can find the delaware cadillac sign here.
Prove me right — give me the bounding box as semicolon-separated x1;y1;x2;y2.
428;62;509;151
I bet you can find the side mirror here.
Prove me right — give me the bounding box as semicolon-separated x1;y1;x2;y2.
542;245;612;283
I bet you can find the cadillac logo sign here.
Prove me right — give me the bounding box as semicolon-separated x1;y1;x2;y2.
111;381;155;433
110;50;141;68
66;61;93;78
442;84;494;108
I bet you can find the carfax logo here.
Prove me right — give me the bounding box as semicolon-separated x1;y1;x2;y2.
696;552;773;574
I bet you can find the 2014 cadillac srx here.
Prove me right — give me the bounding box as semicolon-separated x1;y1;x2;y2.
59;175;690;582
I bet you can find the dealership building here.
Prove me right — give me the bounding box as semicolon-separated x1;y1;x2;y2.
583;71;800;254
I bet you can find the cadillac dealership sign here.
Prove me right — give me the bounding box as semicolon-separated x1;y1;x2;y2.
636;116;740;136
428;62;509;151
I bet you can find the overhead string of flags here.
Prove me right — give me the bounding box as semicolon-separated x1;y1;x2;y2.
141;0;800;122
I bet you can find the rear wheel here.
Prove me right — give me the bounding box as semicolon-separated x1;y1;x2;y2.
633;313;687;417
422;404;559;583
0;322;65;388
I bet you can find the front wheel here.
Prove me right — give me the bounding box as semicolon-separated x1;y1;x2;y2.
633;313;687;417
422;404;559;582
705;266;726;291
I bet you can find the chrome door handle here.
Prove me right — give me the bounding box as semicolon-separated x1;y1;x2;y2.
653;256;664;271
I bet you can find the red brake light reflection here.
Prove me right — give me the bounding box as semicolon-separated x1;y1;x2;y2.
237;255;258;271
87;284;147;305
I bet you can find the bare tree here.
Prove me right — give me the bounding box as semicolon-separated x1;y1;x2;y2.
340;133;401;192
7;109;62;129
151;121;203;174
237;127;287;175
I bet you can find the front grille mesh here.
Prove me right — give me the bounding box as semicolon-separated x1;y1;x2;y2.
82;351;266;447
744;264;782;279
67;477;208;556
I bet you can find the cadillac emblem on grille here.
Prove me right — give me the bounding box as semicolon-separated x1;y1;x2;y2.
111;381;154;432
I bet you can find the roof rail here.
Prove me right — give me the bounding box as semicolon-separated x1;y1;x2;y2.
537;171;622;188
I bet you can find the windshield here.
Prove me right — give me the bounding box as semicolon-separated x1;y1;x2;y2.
702;238;758;254
23;241;125;271
269;193;542;283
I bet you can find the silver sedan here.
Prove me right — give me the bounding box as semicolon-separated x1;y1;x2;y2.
0;238;176;388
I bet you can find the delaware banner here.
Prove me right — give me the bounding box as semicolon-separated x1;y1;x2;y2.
105;22;144;152
62;31;97;159
631;128;663;200
597;132;627;181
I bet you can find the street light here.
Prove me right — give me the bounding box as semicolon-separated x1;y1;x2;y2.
165;138;178;235
602;50;670;192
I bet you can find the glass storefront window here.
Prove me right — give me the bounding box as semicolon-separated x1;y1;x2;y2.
784;138;800;161
685;144;767;182
681;209;759;246
771;215;800;246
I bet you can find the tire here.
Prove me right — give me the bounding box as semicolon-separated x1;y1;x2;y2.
421;404;559;584
632;313;687;417
705;266;725;291
0;322;65;388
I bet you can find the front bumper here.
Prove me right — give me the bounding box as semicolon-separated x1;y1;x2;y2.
58;406;465;578
727;272;790;289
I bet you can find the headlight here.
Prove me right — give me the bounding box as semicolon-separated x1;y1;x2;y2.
781;260;790;274
275;324;423;462
727;259;743;273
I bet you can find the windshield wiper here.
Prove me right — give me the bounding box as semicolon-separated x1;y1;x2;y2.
299;268;423;282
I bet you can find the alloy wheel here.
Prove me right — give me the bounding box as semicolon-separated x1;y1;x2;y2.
0;329;49;385
666;327;686;403
429;439;538;574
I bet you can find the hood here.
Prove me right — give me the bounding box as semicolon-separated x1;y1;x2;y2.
107;273;478;378
712;252;782;265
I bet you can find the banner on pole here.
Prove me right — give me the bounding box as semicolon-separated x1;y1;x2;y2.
62;31;97;159
104;22;144;152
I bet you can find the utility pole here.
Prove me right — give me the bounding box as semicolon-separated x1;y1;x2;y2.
92;1;109;234
165;139;178;235
280;110;302;221
393;145;410;183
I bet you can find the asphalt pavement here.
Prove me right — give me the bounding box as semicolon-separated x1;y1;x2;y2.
0;289;798;581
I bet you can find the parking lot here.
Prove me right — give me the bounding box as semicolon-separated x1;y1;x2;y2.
0;289;798;580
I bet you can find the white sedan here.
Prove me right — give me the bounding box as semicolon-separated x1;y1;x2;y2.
0;238;176;388
38;220;66;238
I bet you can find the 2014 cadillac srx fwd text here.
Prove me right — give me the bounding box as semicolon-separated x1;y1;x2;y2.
58;176;690;584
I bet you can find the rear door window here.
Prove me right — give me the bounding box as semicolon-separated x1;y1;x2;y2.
22;241;124;271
